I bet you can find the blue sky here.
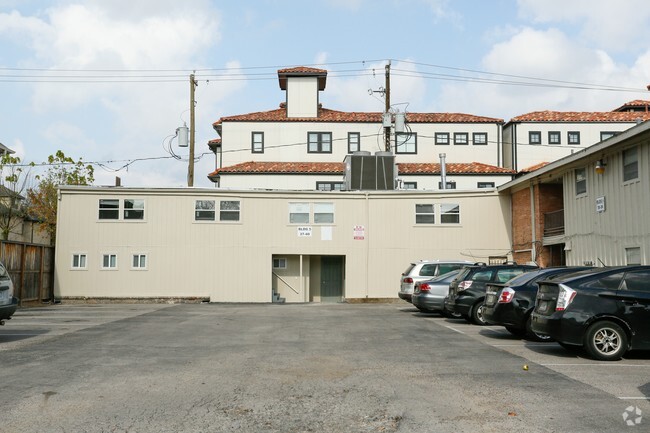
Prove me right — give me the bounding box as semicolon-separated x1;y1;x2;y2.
1;0;650;187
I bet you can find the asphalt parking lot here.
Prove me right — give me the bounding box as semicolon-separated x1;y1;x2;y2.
1;302;648;432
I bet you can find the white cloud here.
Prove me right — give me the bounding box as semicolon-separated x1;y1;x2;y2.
517;0;650;52
436;27;650;120
325;60;426;113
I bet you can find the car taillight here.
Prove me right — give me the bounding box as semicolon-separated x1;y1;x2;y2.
404;277;413;284
498;287;515;303
459;281;472;290
419;283;431;292
555;284;576;311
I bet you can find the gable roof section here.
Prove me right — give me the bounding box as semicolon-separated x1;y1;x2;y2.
213;107;503;128
208;161;515;178
509;111;650;123
613;100;650;112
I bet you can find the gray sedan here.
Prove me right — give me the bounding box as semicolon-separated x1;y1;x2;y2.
411;270;462;316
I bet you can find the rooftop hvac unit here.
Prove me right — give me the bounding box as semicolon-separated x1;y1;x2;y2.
344;152;396;190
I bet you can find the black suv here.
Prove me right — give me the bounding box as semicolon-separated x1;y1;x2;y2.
483;267;590;341
445;262;538;325
531;266;650;361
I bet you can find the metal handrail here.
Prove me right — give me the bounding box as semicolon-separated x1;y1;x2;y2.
272;272;300;295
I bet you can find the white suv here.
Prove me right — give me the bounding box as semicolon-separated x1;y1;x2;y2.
399;260;473;302
0;261;17;325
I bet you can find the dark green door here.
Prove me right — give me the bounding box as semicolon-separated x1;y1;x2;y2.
321;256;344;302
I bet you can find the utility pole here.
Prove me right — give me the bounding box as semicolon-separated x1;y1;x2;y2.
188;73;198;187
384;61;391;152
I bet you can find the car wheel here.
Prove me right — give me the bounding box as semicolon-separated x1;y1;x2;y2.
442;309;463;319
505;326;526;338
470;302;488;326
525;316;553;342
584;321;628;361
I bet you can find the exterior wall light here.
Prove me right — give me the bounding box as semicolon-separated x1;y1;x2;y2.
595;159;606;174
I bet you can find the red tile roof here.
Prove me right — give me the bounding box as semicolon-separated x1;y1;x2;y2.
519;162;550;173
208;161;515;177
278;66;328;90
510;111;650;122
214;107;503;127
613;100;650;112
277;66;328;74
397;162;515;175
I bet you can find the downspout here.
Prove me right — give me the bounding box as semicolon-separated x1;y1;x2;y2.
365;192;370;298
497;123;502;167
439;153;447;189
513;124;518;172
530;183;537;264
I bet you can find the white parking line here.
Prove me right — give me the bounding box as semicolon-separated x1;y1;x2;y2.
443;325;465;334
619;397;650;400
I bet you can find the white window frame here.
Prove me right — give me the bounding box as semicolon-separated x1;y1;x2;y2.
415;204;435;224
314;202;334;224
195;200;216;221
72;253;88;270
289;202;310;224
98;199;119;220
440;203;461;224
98;199;145;222
132;254;147;270
124;199;145;220
101;253;118;270
219;200;241;222
625;247;641;266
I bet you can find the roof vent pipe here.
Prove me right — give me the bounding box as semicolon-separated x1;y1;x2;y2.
439;153;447;190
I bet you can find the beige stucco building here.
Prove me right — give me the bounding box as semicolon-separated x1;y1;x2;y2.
54;187;512;303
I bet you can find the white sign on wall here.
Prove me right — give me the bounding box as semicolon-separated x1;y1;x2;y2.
353;225;365;240
297;226;312;237
596;196;606;213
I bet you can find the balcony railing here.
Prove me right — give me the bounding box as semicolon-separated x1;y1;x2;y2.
543;209;564;237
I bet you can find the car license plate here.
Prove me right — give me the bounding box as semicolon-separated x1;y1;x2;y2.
485;293;497;306
0;290;8;301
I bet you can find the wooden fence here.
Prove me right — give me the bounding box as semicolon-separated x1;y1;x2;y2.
0;241;54;304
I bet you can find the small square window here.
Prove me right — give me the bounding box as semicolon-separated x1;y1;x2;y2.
195;200;216;221
273;258;287;269
308;132;332;153
477;182;495;188
415;204;435;224
435;133;449;145
395;132;417;154
102;254;117;269
72;254;87;269
440;204;460;224
529;131;541;145
316;182;344;191
454;133;468;145
132;254;147;269
548;131;561;145
99;199;119;220
314;202;334;224
438;181;456;190
600;131;618;141
568;131;580;145
124;199;144;220
403;182;417;190
220;200;240;221
289;202;310;224
473;132;487;145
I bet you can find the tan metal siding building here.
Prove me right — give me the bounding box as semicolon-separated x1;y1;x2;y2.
55;187;513;303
